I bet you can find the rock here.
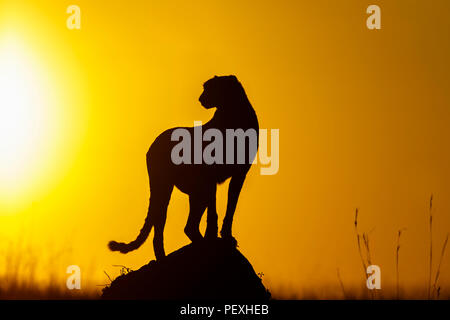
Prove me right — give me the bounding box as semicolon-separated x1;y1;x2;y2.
101;238;270;300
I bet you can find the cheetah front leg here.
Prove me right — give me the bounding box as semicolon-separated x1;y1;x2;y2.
221;174;246;243
205;184;218;239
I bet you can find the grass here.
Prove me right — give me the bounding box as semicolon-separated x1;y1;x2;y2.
428;195;433;299
432;233;449;299
1;195;449;300
342;195;449;300
354;209;367;281
336;268;346;298
354;208;377;299
0;240;99;299
396;228;406;299
258;194;450;300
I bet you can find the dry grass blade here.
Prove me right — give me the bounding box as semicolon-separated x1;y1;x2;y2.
432;233;449;298
354;208;377;299
362;232;375;299
354;209;368;281
428;194;433;299
363;233;372;266
396;228;406;300
336;268;346;299
103;271;113;284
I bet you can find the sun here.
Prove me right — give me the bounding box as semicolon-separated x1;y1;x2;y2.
0;26;86;214
0;36;50;206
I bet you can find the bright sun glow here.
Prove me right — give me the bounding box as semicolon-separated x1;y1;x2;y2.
0;36;50;205
0;29;85;214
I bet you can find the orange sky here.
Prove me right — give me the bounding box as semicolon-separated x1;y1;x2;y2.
1;0;450;298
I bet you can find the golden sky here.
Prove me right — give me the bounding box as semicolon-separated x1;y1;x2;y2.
1;0;450;297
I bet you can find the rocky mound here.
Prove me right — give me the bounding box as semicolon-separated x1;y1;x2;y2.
102;238;270;300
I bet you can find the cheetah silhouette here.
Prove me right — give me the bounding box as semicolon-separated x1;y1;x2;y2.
109;75;259;260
